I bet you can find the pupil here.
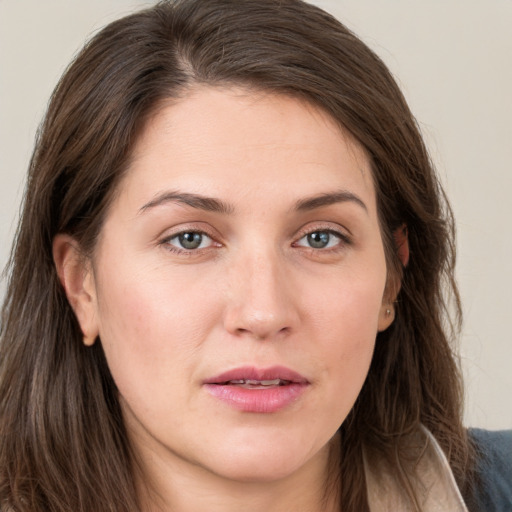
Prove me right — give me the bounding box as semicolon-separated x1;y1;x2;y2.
307;231;330;248
179;232;202;249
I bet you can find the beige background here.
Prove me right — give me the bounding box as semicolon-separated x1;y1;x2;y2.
1;0;511;430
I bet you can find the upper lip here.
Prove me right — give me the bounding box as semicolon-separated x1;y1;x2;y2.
203;365;309;385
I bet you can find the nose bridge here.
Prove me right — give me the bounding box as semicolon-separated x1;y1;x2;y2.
224;243;298;339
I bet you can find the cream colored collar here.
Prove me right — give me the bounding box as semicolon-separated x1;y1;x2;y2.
364;426;468;511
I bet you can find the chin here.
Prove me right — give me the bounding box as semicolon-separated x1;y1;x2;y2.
200;434;329;484
211;457;306;484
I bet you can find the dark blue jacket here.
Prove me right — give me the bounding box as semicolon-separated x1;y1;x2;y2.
467;429;512;511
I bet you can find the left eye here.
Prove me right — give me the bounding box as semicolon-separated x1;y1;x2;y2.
166;231;213;250
295;230;343;249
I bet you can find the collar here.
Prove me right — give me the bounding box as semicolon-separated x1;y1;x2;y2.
364;425;469;511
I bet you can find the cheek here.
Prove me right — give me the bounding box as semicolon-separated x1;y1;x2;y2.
93;258;221;396
308;269;385;346
304;268;385;411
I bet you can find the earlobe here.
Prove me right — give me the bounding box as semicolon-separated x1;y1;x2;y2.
52;234;99;346
377;304;395;332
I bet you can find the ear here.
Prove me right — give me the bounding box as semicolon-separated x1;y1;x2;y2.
378;224;410;332
53;234;99;346
393;224;409;267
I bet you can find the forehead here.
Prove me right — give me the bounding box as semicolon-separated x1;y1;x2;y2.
118;86;376;215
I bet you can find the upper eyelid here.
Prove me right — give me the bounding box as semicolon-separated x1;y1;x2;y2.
294;222;351;240
164;231;215;244
159;223;220;241
166;230;212;241
294;230;347;247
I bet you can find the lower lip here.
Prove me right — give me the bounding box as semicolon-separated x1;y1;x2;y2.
204;383;308;413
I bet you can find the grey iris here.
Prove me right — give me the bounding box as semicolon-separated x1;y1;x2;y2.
307;231;330;248
179;232;203;249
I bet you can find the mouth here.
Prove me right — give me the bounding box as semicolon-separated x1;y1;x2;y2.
216;378;293;389
203;366;309;413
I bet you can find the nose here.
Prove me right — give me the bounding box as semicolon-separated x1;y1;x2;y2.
223;249;300;341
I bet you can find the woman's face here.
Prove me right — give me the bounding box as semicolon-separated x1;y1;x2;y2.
76;87;394;484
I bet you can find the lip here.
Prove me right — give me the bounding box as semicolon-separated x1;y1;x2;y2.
204;365;309;385
203;365;309;413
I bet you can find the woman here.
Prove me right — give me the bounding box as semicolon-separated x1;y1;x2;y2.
0;0;510;510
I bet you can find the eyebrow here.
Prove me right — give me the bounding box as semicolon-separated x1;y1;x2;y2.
139;191;234;215
294;190;368;213
139;189;367;215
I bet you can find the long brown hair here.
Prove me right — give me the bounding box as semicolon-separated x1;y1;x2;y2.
0;1;472;510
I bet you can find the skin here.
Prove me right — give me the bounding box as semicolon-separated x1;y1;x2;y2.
54;87;397;512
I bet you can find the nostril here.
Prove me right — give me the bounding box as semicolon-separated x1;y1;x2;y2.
232;324;291;340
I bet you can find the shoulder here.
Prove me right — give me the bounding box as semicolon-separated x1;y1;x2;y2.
467;428;512;511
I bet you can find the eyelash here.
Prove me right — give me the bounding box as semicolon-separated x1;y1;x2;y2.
160;226;351;255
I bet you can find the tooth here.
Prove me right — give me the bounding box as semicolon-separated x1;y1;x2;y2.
260;379;281;386
226;378;285;387
241;379;281;386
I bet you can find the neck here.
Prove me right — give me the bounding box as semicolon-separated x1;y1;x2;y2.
133;434;341;512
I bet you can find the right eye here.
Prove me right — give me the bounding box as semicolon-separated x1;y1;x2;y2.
164;231;215;251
